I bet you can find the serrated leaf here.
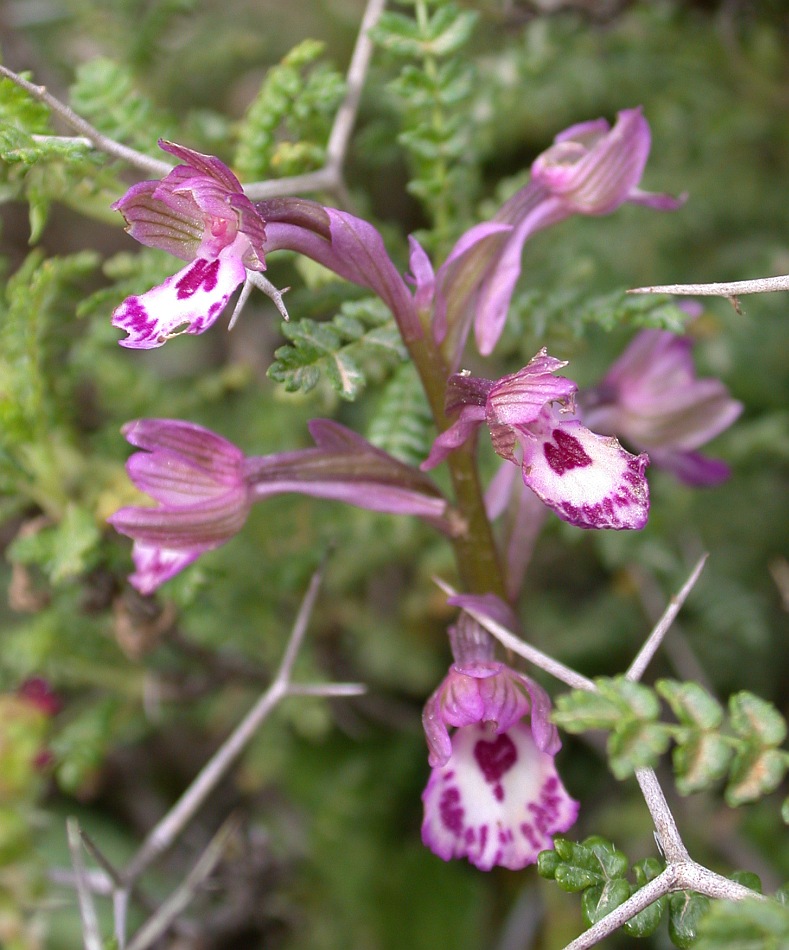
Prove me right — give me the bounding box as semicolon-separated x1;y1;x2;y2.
582;879;632;927
552;689;625;731
658;679;725;730
608;720;672;779
268;298;404;401
673;733;732;795
669;892;711;948
729;692;787;746
726;747;787;806
599;677;661;720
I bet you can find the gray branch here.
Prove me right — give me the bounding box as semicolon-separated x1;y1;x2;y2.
628;274;789;297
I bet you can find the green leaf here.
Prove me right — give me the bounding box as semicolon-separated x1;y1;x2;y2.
235;39;344;181
582;879;632;927
673;733;733;795
268;298;405;401
658;679;725;730
726;747;787;806
549;836;629;892
0;250;99;449
668;892;711;948
0;73;51;133
729;692;787;746
624;858;668;937
694;897;789;950
552;689;625;731
598;677;662;720
608;720;672;779
731;870;762;894
367;362;434;466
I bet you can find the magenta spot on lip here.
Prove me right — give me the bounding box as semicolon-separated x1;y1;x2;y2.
474;733;518;786
544;428;592;475
439;786;464;835
176;258;221;300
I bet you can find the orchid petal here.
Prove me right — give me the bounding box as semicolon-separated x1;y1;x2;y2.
112;252;246;348
422;722;579;871
521;411;650;530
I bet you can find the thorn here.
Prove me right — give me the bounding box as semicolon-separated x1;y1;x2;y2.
247;270;290;321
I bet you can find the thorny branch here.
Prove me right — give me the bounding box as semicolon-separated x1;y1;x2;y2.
57;562;365;949
447;557;766;948
0;0;386;201
629;273;789;298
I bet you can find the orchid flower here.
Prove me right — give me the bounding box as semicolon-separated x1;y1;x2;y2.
405;107;684;362
582;329;743;485
422;349;650;530
112;140;283;348
421;612;578;871
109;418;450;594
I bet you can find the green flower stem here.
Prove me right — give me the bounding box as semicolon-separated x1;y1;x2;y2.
405;324;505;600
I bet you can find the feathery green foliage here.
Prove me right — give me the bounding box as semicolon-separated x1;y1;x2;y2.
554;678;789;806
235;39;345;181
268;296;406;400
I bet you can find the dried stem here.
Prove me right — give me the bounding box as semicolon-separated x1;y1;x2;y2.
66;819;103;950
1;0;386;201
125;816;241;950
0;65;172;176
625;554;708;682
245;0;386;201
628;273;789;297
121;561;364;883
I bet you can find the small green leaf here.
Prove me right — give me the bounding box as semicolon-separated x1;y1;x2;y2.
599;677;661;720
731;870;762;894
726;747;787;806
552;689;624;731
668;892;711;948
729;692;787;746
673;733;733;795
69;58;175;155
582;879;631;927
7;505;101;584
268;298;404;401
608;720;673;779
536;848;561;880
782;795;789;825
657;679;725;730
624;896;666;938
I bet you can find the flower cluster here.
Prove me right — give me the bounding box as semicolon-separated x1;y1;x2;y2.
421;611;578;870
103;108;741;882
422;350;650;530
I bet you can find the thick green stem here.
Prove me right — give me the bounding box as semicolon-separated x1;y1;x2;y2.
406;328;505;599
